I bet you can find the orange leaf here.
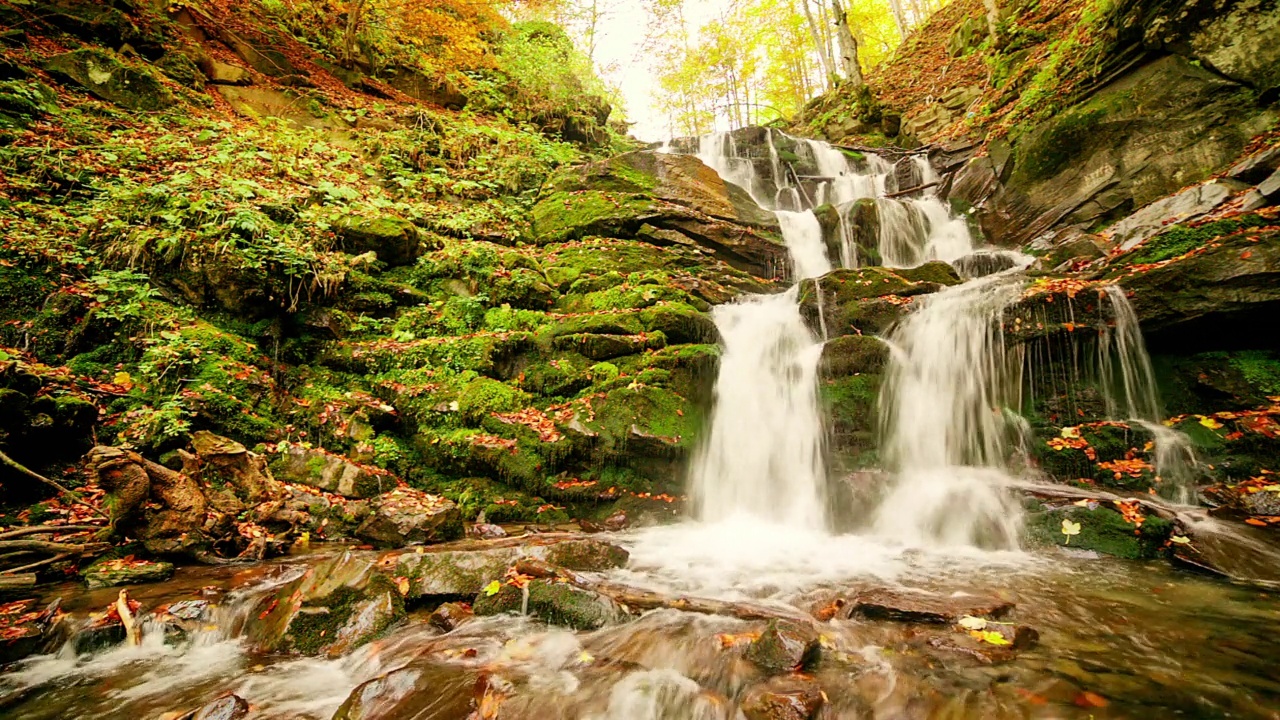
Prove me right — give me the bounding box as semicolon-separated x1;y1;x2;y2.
1241;250;1253;260
1074;691;1109;708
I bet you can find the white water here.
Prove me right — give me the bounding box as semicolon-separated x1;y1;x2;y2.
875;272;1028;547
687;288;827;528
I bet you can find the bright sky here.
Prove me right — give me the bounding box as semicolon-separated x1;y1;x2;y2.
586;0;732;142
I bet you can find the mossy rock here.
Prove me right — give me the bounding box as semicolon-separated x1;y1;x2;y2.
44;49;174;112
541;538;629;571
529;191;657;244
1032;423;1159;492
0;79;58;128
332;215;430;267
551;332;664;361
819;335;888;378
82;559;174;589
896;261;962;286
1025;504;1173;559
472;578;627;630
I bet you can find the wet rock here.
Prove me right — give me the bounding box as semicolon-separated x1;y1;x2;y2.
744;620;820;675
0;598;63;664
552;332;663;361
740;674;826;720
1025;504;1172;559
191;694;249;720
82;559;174;589
356;487;463;548
428;601;474;632
189;431;274;503
244;552;405;656
541;538;630;571
467;522;507;540
389;538;628;599
472;578;627;630
331;665;478;720
845;589;1013;624
1107;181;1234;251
273;443;391;499
796;266;935;338
578;510;630;533
43;49;174;112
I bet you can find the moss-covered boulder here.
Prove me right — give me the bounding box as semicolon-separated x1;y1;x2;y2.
472;578;626;629
744;620;820;675
332;215;431;267
44;49;174;112
796;266;934;338
387;537;628;599
82;558;174;589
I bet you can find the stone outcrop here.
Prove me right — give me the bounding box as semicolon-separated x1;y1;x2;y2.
44;49;174;112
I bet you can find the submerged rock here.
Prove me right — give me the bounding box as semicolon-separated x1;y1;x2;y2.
330;665;479;720
740;674;826;720
845;589;1013;624
428;601;474;632
389;537;628;599
191;694;249;720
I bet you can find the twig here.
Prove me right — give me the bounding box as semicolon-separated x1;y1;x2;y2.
3;554;72;575
0;448;109;519
0;539;111;555
0;524;102;541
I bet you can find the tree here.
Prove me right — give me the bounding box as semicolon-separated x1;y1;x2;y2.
831;0;863;86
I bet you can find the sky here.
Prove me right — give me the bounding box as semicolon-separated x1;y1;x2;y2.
582;0;732;142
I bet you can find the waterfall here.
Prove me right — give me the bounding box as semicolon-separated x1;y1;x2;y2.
874;273;1027;547
775;210;832;280
688;288;827;526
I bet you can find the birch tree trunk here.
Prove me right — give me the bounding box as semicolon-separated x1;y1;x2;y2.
886;0;909;39
800;0;836;88
832;0;864;86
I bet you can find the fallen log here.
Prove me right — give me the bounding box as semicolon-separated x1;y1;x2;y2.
0;448;108;519
512;558;813;624
0;539;111;556
0;525;103;541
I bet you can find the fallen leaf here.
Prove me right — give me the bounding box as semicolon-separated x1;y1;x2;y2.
958;615;988;630
1061;519;1082;543
483;580;502;597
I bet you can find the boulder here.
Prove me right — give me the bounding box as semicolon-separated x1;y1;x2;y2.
206;61;252;86
844;589;1013;624
356;488;463;548
472;578;627;630
43;49;174;112
273;443;390;499
1228;146;1280;184
744;620;820;675
189;431;274;503
902;103;952;139
1106;181;1234;251
388;537;629;599
332;215;430;267
740;675;826;720
1184;0;1280;97
0;598;62;664
428;601;474;631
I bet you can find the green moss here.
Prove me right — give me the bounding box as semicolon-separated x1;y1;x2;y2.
529;191;655;244
1012;104;1110;183
1123;215;1270;266
1025;505;1172;559
456;377;527;422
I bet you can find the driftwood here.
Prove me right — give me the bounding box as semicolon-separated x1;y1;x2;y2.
513;558;814;624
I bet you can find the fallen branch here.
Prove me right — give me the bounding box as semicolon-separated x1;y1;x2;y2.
0;539;111;556
513;558;813;624
3;553;72;575
0;574;37;590
0;524;103;541
0;448;109;519
884;181;940;198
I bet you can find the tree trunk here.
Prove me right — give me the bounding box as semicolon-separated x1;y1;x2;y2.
800;0;836;88
886;0;909;39
983;0;1001;48
832;0;864;86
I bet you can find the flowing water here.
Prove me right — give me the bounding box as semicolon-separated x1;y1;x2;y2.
3;131;1276;719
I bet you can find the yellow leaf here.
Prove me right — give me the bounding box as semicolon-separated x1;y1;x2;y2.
113;371;133;388
1060;426;1081;439
979;630;1011;646
1198;416;1224;430
1169;535;1191;545
483;580;501;597
578;650;594;664
1061;519;1081;544
957;615;987;630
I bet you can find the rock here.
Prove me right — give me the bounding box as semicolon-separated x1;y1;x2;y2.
192;694;249;720
384;68;467;109
845;589;1013;624
1107;181;1234;251
206;61;251;86
740;674;826;720
273;443;391;499
357;488;463;548
1184;0;1280;98
0;598;62;664
552;332;663;361
82;559;175;589
744;620;820;675
331;665;478;720
796;266;942;338
1228;146;1280;184
43;49;174;112
1259;168;1280;200
332;215;429;267
157;52;205;90
938;85;982;113
389;538;628;599
902;103;952;139
1123;229;1280;339
428;601;474;632
541;538;630;571
467;522;507;540
243;552;404;656
189;431;274;503
473;578;627;630
982;55;1273;246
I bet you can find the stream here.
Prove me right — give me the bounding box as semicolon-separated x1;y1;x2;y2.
3;131;1279;719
